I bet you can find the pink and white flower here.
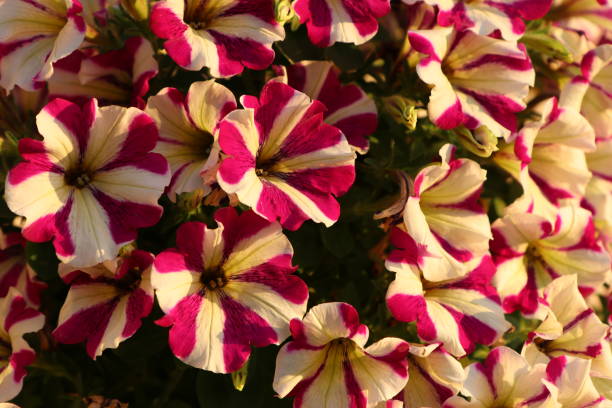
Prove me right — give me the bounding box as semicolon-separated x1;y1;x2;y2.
385;144;491;281
276;60;378;154
52;250;155;359
494;97;595;221
409;27;534;139
403;0;552;41
145;80;237;201
0;288;45;402
48;37;158;109
386;255;511;357
442;346;557;408
560;44;612;140
551;0;612;46
491;206;611;316
583;138;612;247
217;80;356;231
0;231;45;308
0;0;85;91
273;302;409;408
149;0;284;77
403;343;466;408
4;98;170;267
152;208;309;374
293;0;391;47
523;274;609;361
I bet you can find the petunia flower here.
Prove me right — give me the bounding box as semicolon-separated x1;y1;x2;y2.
151;208;309;374
560;44;612;140
442;346;557;408
409;27;534;139
149;0;284;77
273;302;409;408
385;144;491;281
0;231;45;308
0;288;45;402
52;250;155;359
48;37;159;109
494;97;595;221
386;255;511;357
491;206;611;316
275;60;378;154
217;80;356;231
4;98;170;267
523;274;609;361
0;0;85;91
145;80;237;201
583;138;612;249
403;0;552;41
544;355;609;408
293;0;391;47
403;343;466;408
551;0;612;46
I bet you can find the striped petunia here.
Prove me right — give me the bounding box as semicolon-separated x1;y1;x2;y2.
4;98;170;267
583;138;612;250
276;60;378;154
560;44;612;140
385;144;491;281
293;0;391;47
551;0;612;46
0;0;85;91
52;250;155;359
490;205;611;316
403;0;552;41
0;231;45;308
409;27;534;139
523;274;609;361
217;80;356;231
152;208;308;374
403;343;466;408
145;80;237;201
0;288;45;402
386;255;511;358
149;0;284;77
273;302;409;408
494;97;595;221
442;346;557;408
48;37;159;109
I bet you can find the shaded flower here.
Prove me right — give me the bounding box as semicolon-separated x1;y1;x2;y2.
145;80;236;201
273;302;409;408
404;0;552;41
442;346;556;408
217;80;356;231
491;206;611;316
551;0;612;46
276;60;378;154
385;144;491;281
409;27;534;139
52;250;155;359
48;37;158;109
152;208;308;373
4;98;170;267
149;0;284;77
0;231;45;307
293;0;391;47
0;0;85;91
386;255;511;357
0;288;44;402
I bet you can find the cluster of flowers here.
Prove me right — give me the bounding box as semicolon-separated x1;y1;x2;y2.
0;0;611;406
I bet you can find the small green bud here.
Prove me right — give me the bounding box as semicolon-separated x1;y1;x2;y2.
455;125;498;158
520;31;573;63
383;95;418;131
275;0;295;25
120;0;149;21
231;359;249;391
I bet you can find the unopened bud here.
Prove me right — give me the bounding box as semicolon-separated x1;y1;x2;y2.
120;0;148;21
275;0;295;24
520;31;573;63
455;125;498;158
231;359;249;391
383;96;418;131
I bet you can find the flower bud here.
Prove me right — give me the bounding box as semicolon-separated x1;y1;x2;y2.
275;0;295;24
383;95;418;131
455;125;498;157
120;0;148;21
